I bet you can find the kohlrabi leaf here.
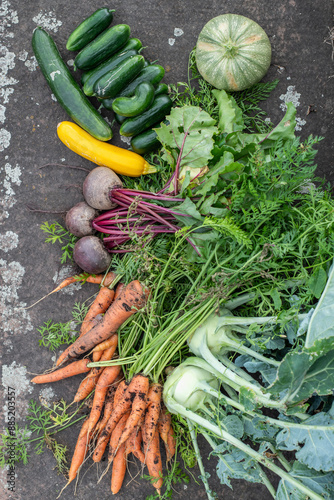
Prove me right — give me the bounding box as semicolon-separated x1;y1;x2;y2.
154;105;218;170
275;403;334;472
212;89;244;134
267;338;334;404
235;356;278;387
242;415;278;443
276;462;334;500
214;444;268;489
305;261;334;348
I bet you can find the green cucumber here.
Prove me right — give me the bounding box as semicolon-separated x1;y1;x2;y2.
93;55;145;99
83;49;138;96
154;83;169;96
143;60;150;67
130;126;161;155
81;38;142;87
32;27;112;141
74;24;130;71
66;8;115;51
117;64;165;98
112;82;155;117
120;94;172;137
114;112;127;125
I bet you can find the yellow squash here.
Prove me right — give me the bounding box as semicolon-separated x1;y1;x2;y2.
57;121;157;177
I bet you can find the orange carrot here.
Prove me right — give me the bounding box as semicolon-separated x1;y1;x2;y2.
114;282;125;300
93;380;127;463
145;427;163;492
86;343;118;379
126;427;145;464
108;411;130;462
92;350;103;362
87;365;122;434
158;405;171;449
73;371;100;402
115;374;149;454
143;384;162;447
92;334;118;353
67;418;91;484
166;425;176;462
94;373;146;457
56;287;115;367
111;441;127;495
64;281;148;362
31;359;90;384
95;385;115;434
80;287;115;338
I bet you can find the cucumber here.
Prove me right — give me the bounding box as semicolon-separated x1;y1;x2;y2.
120;94;172;137
114;112;127;125
93;55;145;99
154;83;169;96
112;82;155;117
74;24;130;71
117;64;165;98
32;27;112;141
81;38;142;87
143;60;150;67
83;49;138;96
66;8;115;51
131;126;161;155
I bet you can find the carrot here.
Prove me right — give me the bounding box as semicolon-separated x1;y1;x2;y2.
145;427;163;492
80;287;115;337
59;281;147;365
166;425;176;462
143;384;162;448
92;350;103;362
73;371;100;403
114;374;149;454
108;411;130;462
93;380;127;463
86;343;118;379
158;405;171;449
56;287;115;367
114;282;125;300
125;427;145;464
68;418;91;484
111;441;127;495
87;365;122;434
92;334;118;353
24;271;117;310
94;373;146;458
95;385;115;434
31;359;90;384
65;280;148;361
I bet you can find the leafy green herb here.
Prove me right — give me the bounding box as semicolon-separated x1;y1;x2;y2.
40;221;77;263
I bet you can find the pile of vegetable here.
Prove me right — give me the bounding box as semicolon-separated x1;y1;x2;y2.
3;6;334;500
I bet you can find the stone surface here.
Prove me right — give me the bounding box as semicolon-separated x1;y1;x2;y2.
0;0;333;499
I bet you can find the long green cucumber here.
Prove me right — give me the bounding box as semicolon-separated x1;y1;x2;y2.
66;8;115;51
32;27;112;141
74;24;130;71
81;38;142;87
120;94;172;137
101;64;165;110
93;55;145;99
83;49;138;96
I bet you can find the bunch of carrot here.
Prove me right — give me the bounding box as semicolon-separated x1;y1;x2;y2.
31;272;176;495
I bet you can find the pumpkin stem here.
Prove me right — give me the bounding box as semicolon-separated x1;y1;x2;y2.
224;41;239;58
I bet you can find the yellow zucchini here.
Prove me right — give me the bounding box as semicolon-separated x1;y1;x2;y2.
57;121;156;177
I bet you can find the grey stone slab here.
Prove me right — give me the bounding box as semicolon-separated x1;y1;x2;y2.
1;1;333;499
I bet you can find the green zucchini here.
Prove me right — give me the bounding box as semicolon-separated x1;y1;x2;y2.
154;83;169;96
112;82;155;117
83;49;138;96
74;24;130;71
32;27;112;141
93;55;145;99
120;94;172;137
66;8;115;51
131;126;161;155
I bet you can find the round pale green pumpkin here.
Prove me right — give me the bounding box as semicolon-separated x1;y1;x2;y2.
196;14;271;91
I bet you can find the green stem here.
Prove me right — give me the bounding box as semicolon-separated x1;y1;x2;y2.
166;400;324;500
187;419;216;500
